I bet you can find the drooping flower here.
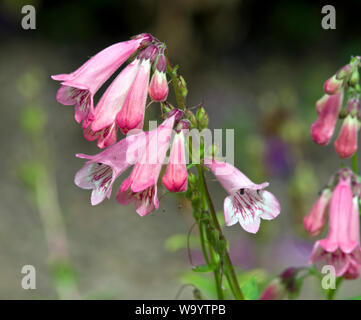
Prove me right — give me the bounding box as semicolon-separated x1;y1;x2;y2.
303;189;332;236
162;130;188;192
334;115;359;159
310;175;361;277
204;159;281;233
116;58;152;134
52;35;150;124
311;91;343;145
148;54;168;102
74;130;148;205
116;113;176;216
91;45;158;135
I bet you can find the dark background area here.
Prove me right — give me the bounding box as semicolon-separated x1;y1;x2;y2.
0;0;360;299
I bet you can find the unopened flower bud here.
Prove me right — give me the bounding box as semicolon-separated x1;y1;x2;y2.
149;69;168;102
324;75;343;95
336;64;353;80
196;107;209;130
311;91;343;145
334;115;359;159
260;279;286;300
304;189;332;236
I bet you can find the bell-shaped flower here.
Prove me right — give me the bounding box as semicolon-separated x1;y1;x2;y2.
310;176;361;277
303;189;331;236
116;114;176;216
334;115;359;159
74;130;147;205
52;35;149;124
162;131;188;192
116;58;152;134
311;91;343;145
204;159;281;233
149;54;168;102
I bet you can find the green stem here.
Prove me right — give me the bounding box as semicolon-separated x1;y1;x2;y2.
166;54;243;300
165;54;186;110
197;164;244;300
352;152;358;174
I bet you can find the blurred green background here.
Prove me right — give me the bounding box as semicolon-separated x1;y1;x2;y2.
0;0;361;299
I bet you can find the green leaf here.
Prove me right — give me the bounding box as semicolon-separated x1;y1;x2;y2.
241;276;259;300
192;264;216;273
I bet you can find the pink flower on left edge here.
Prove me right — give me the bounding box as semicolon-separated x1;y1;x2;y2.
204;159;281;233
310;176;361;278
116;114;176;216
52;35;150;124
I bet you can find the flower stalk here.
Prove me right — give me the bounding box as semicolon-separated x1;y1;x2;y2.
166;58;244;300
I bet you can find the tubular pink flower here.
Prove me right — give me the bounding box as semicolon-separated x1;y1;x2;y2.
334;115;359;159
149;69;168;102
116;115;176;216
310;177;361;277
162;131;188;192
303;189;331;236
311;91;343;146
205;159;281;234
74;130;147;206
52;36;148;124
116;59;151;134
90;59;141;132
324;75;343;95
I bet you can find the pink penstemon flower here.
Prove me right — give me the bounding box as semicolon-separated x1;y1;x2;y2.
310;174;361;277
115;58;152;134
303;188;332;236
311;91;343;146
162;130;188;192
52;34;151;124
148;53;169;102
204;159;281;233
334;98;360;159
116;113;177;216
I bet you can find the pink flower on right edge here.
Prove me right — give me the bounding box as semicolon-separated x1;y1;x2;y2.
205;159;281;233
310;173;361;278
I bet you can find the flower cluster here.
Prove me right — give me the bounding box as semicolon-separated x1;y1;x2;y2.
311;57;361;159
304;169;361;279
52;33;169;148
52;33;281;234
